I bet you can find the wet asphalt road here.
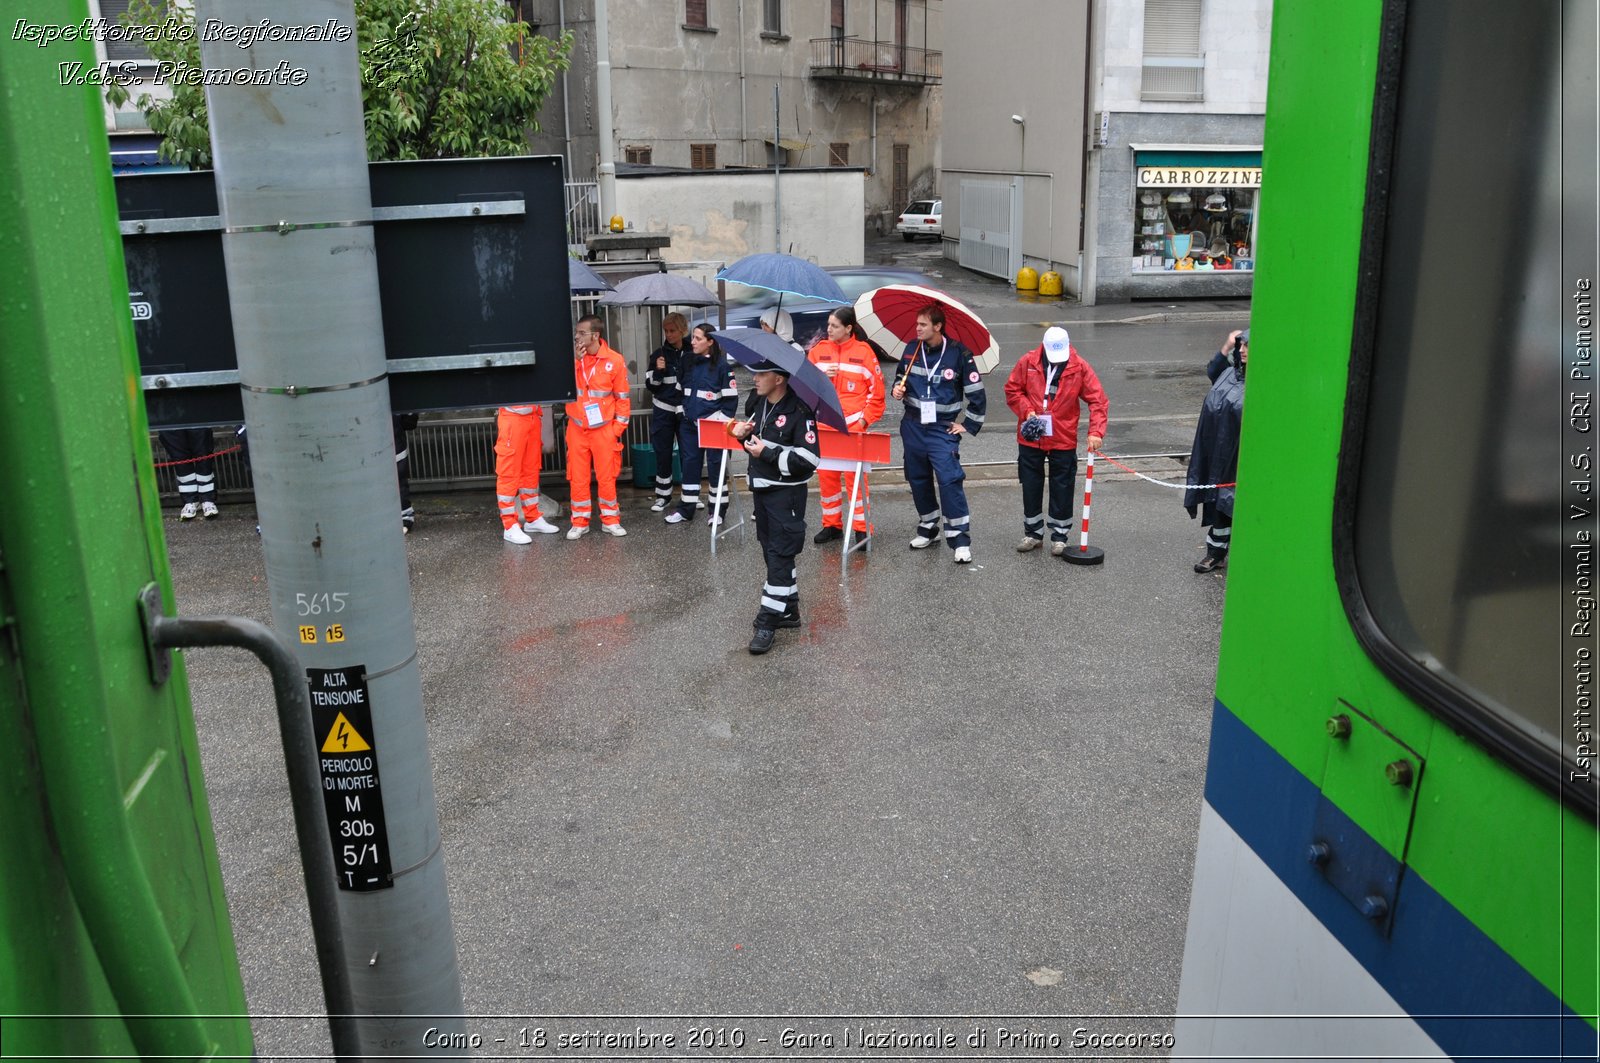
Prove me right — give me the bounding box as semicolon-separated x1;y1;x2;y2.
167;249;1249;1059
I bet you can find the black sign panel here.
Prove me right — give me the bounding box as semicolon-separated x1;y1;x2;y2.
308;665;393;892
117;156;576;427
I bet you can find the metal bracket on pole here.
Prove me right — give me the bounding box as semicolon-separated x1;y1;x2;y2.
139;587;362;1061
141;350;538;392
119;199;526;237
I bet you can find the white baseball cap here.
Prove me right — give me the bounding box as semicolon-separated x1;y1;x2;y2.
1042;326;1072;364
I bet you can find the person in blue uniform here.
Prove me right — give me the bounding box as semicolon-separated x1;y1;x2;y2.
665;323;740;527
643;313;689;513
890;304;987;563
1185;328;1248;573
729;359;820;654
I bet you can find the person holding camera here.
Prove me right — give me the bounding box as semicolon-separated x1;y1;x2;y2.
1002;327;1108;556
1184;328;1248;573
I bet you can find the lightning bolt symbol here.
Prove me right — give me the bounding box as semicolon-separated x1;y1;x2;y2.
337;721;349;750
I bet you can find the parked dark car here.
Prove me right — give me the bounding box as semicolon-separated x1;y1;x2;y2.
719;265;926;359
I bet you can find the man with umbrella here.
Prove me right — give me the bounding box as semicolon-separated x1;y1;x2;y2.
890;304;988;564
728;358;821;655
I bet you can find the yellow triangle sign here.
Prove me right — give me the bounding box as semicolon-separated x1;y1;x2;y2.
320;713;372;753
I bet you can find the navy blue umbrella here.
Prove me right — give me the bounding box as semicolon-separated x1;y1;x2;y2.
567;258;613;294
716;253;847;303
708;326;849;432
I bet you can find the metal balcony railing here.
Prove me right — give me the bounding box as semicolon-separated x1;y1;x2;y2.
808;37;941;85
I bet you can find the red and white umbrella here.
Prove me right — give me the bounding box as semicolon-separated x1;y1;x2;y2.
852;283;1001;374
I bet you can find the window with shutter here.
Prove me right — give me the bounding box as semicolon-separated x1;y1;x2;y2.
625;146;653;165
690;144;717;170
99;0;161;62
1141;0;1205;102
828;143;849;167
686;0;708;28
763;0;781;35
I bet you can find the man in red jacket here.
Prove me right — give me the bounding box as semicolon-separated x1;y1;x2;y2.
1003;327;1108;556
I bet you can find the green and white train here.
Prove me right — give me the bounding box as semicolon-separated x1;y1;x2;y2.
1175;0;1597;1058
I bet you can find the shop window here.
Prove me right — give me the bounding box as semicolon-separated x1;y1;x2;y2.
1142;0;1204;102
625;146;653;165
1131;154;1259;273
828;142;849;166
690;143;717;170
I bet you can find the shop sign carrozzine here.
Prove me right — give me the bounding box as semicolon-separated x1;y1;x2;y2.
1138;167;1263;188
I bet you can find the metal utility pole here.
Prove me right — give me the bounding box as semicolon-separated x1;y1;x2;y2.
196;1;465;1053
773;83;782;252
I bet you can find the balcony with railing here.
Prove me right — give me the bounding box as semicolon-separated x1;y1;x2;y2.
808;37;941;85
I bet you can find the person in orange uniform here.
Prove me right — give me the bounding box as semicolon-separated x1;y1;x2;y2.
564;315;631;539
495;403;559;543
807;306;885;543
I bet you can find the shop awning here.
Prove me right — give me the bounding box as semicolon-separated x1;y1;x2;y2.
763;137;812;152
109;133;186;173
1134;149;1261;168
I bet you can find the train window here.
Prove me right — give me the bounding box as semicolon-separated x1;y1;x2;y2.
1339;0;1596;806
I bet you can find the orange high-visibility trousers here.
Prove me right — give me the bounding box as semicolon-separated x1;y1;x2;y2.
565;423;623;527
817;466;871;533
495;406;545;529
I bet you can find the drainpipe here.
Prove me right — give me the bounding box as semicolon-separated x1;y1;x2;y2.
773;82;781;251
595;0;617;220
739;0;748;165
559;0;572;181
1080;0;1103;304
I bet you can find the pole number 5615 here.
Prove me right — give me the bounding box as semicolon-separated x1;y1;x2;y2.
296;592;349;616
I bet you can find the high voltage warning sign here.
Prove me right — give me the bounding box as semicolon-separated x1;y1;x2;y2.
307;666;393;891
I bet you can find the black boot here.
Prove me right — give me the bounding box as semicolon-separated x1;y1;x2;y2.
1194;553;1226;573
813;525;844;544
776;609;802;629
748;627;777;654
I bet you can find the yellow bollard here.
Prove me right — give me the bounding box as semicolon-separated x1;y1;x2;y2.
1039;270;1063;296
1015;265;1039;291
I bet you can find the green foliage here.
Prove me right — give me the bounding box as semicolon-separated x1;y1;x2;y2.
104;0;210;169
107;0;571;169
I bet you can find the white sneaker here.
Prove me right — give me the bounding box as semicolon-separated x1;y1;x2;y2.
954;546;973;564
909;534;935;549
664;511;688;525
524;516;559;534
1051;541;1067;557
1016;536;1042;553
601;523;627;537
201;501;219;519
650;498;669;512
566;524;589;540
707;515;723;527
179;502;199;521
503;524;533;544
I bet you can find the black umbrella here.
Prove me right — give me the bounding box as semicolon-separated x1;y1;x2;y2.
710;326;849;432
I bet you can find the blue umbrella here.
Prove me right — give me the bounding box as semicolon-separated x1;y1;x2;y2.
716;253;847;303
708;326;849;432
597;272;719;307
568;258;613;294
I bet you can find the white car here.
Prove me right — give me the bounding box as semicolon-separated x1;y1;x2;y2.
895;199;942;242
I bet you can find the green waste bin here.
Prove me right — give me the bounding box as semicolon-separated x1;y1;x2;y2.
631;443;683;488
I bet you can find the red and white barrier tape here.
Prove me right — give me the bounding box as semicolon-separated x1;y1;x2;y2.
154;444;242;469
1092;451;1235;491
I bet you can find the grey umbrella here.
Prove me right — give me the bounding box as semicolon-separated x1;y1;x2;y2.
596;272;719;307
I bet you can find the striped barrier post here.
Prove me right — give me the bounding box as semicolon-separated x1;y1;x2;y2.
1062;449;1106;566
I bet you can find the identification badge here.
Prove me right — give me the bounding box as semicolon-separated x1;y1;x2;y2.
920;401;936;425
1038;414;1054;436
583;401;604;428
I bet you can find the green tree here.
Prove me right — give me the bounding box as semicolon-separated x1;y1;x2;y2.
106;0;571;168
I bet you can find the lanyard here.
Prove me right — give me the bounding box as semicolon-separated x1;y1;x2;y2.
1043;362;1062;402
919;338;947;394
